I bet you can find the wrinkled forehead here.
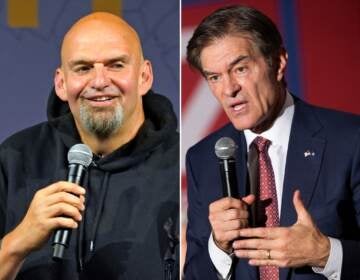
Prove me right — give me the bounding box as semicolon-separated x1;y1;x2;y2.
60;13;143;64
199;34;260;68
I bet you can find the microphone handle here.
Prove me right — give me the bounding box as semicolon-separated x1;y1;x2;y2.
52;164;86;260
219;158;238;197
219;158;257;227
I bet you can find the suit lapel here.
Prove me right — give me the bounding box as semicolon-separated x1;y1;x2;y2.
279;99;326;280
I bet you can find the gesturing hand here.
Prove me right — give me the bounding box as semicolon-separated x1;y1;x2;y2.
232;190;330;268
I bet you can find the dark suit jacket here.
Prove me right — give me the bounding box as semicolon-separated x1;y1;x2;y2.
184;98;360;280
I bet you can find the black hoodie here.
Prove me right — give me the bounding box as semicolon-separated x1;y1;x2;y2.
0;90;179;279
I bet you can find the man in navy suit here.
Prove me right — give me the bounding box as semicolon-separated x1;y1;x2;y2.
184;5;360;280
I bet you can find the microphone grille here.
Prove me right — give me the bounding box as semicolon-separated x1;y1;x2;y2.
67;144;93;167
214;137;237;159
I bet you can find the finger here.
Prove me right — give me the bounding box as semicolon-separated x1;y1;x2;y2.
46;192;85;210
80;195;86;209
46;203;83;222
212;218;249;232
209;197;246;212
49;217;79;230
41;181;86;196
293;190;312;225
211;208;249;222
232;238;275;250
234;249;270;260
238;227;283;239
242;194;255;206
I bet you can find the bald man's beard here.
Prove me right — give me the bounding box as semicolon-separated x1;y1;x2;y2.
79;103;124;139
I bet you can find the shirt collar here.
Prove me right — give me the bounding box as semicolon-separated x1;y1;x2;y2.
243;91;294;151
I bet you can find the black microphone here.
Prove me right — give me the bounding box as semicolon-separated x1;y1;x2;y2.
52;144;93;260
214;137;238;197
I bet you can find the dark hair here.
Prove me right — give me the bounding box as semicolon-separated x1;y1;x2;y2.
187;5;285;76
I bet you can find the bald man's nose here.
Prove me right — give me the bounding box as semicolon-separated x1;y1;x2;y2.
223;75;240;97
91;64;110;90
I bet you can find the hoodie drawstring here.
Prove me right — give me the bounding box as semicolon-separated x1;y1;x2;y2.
77;170;89;272
89;172;110;253
77;168;110;271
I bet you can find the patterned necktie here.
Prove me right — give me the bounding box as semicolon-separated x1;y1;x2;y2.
252;136;279;280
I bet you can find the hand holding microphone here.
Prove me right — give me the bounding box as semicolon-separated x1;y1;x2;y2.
52;144;93;260
208;137;255;253
0;144;91;263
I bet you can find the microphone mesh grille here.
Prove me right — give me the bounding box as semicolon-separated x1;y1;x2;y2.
214;137;237;159
67;144;93;167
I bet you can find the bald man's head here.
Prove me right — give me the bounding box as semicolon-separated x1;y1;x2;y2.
60;12;144;67
54;12;153;141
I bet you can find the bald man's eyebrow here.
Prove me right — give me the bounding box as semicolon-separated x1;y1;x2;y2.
68;60;91;68
105;56;131;66
68;55;131;68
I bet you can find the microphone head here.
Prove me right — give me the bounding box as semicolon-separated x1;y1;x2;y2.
214;137;237;159
67;144;93;167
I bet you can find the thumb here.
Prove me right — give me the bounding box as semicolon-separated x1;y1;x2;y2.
242;194;255;206
293;190;313;225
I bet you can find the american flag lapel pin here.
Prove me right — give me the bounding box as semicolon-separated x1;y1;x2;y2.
304;150;315;158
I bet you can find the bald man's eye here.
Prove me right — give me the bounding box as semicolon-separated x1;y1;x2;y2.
109;62;124;70
74;65;92;74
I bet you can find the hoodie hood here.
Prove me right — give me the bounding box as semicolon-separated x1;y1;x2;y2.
46;88;178;172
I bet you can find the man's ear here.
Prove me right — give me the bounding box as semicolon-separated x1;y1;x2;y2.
54;68;68;101
138;60;153;96
277;49;288;82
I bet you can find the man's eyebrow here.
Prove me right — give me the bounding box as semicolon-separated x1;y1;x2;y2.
202;70;218;77
202;55;250;77
228;55;249;69
105;55;131;64
68;59;92;68
68;55;131;68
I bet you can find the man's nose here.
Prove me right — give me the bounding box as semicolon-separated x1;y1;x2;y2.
91;64;110;90
223;75;240;97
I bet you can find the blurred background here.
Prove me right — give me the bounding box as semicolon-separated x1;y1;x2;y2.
181;0;360;273
0;0;179;142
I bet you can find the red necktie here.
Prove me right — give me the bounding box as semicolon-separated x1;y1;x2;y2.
252;136;279;280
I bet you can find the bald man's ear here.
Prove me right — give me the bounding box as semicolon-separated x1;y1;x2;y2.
138;60;153;96
54;68;68;101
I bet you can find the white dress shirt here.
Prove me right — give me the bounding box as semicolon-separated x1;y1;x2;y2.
208;92;342;280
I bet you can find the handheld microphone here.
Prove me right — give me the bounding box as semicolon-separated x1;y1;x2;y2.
215;137;256;227
214;137;238;197
52;144;93;260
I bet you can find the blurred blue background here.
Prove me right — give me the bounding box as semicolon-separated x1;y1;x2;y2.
0;0;179;141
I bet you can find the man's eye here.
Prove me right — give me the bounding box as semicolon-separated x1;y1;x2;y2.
74;66;91;73
235;66;247;74
208;75;220;82
110;63;124;69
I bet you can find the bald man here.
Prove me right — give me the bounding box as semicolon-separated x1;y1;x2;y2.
0;13;179;280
